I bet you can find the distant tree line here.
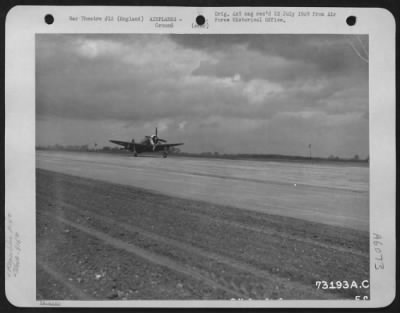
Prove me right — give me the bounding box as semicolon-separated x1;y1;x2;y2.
175;152;369;163
37;144;91;151
37;144;120;152
36;144;368;163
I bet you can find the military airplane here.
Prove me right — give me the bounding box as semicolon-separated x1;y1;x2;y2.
110;128;184;158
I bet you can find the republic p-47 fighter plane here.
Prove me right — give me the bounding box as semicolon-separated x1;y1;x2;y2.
110;128;184;158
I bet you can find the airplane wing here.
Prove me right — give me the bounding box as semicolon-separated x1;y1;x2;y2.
110;140;130;147
109;140;146;148
157;143;184;148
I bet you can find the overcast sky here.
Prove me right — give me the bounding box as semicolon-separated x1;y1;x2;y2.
36;34;369;157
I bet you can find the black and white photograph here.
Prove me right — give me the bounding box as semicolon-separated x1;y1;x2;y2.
4;5;396;308
35;33;370;300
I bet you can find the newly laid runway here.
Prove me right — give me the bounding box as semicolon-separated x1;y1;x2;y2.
36;151;369;231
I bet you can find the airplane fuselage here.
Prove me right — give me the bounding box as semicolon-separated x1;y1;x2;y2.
128;143;169;153
110;128;183;158
139;137;151;145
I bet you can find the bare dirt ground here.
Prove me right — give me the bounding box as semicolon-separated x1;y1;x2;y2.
37;169;369;300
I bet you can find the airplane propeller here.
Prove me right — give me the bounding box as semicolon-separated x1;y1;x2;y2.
156;128;167;142
149;128;167;150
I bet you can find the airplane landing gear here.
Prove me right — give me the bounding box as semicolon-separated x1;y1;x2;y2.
131;140;138;157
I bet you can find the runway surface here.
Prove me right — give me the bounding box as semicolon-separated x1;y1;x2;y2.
36;151;369;231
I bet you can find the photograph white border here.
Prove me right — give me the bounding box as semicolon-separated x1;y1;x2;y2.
5;6;396;308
